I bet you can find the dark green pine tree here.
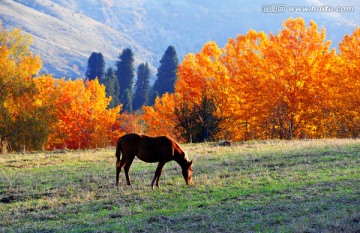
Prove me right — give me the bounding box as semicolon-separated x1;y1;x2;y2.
147;86;159;107
133;63;150;111
153;45;179;97
116;48;134;112
101;68;120;109
122;88;133;113
85;52;105;80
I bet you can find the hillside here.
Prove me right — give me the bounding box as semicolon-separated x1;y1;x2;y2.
0;0;154;78
1;0;359;78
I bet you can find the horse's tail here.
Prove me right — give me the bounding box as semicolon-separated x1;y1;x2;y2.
115;137;122;161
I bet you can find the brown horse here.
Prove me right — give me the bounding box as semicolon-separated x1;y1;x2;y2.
115;133;193;189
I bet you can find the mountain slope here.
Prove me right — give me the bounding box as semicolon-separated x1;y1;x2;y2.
1;0;359;78
0;0;154;78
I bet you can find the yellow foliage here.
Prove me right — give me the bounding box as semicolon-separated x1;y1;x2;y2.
142;18;360;141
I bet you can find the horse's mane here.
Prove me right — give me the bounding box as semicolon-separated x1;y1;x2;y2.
170;137;191;162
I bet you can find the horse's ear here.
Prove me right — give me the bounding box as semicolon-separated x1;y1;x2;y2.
189;160;193;165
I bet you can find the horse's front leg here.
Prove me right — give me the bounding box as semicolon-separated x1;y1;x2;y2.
151;162;165;190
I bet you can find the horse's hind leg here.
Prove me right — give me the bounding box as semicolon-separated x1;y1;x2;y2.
116;158;126;186
151;162;165;190
124;155;135;186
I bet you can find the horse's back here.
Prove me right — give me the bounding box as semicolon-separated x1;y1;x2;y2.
119;133;180;163
119;133;142;155
137;135;175;163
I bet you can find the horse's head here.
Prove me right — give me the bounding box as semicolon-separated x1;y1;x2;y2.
182;160;193;185
176;149;193;185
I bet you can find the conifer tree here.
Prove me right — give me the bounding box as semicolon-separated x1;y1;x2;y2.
122;88;133;113
148;88;159;106
102;68;120;108
133;63;150;111
116;48;134;112
86;52;105;80
153;46;178;98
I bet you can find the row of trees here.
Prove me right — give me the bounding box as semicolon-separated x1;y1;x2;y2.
1;18;360;151
85;46;179;112
141;18;360;142
0;22;178;151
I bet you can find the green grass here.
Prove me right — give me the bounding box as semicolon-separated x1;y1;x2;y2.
1;139;359;232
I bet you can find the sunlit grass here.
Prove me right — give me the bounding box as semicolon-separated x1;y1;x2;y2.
1;139;359;232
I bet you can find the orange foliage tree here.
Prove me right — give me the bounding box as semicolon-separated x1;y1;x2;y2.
117;112;146;136
260;18;337;139
34;77;122;150
175;42;235;142
142;93;179;139
222;29;269;140
332;28;360;137
223;19;338;140
0;24;47;151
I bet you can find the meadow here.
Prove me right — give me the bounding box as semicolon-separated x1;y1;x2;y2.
0;139;359;232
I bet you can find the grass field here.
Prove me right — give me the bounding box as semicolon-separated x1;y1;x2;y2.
1;139;359;232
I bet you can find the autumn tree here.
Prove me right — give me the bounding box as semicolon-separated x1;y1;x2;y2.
176;42;232;142
117;112;146;134
221;30;269;140
142;93;179;139
261;18;336;139
0;24;49;151
36;77;122;150
333;27;360;137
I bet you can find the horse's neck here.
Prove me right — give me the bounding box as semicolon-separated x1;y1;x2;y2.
174;157;188;168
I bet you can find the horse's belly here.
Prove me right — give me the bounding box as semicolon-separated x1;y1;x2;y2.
136;154;159;163
136;152;172;163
